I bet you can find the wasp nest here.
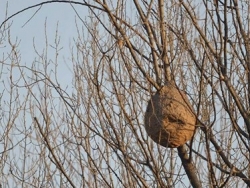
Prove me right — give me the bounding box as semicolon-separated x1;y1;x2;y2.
144;82;196;148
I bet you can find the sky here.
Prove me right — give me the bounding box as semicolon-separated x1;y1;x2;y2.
1;1;248;187
0;1;92;187
0;1;210;187
0;0;86;82
0;1;185;187
0;2;155;187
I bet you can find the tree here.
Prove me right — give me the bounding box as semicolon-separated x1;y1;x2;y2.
1;0;250;187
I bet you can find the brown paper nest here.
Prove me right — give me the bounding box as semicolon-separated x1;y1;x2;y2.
144;82;196;148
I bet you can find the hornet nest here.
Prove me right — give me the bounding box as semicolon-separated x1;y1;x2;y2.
144;81;196;148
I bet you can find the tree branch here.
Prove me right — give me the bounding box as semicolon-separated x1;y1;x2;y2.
177;145;202;188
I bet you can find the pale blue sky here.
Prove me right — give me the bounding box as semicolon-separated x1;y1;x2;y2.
1;1;247;187
0;2;90;187
0;1;90;94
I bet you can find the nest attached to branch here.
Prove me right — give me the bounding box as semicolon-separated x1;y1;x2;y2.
144;82;196;148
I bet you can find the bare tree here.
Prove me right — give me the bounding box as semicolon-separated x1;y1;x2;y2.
1;0;250;187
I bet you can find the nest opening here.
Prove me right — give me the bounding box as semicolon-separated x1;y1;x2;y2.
144;82;196;148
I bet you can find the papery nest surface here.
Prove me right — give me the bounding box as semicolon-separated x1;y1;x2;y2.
144;82;196;148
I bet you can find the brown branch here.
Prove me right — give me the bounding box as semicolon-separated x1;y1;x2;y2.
101;0;161;90
207;130;250;186
133;0;162;86
177;145;202;188
158;0;171;82
34;117;77;188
